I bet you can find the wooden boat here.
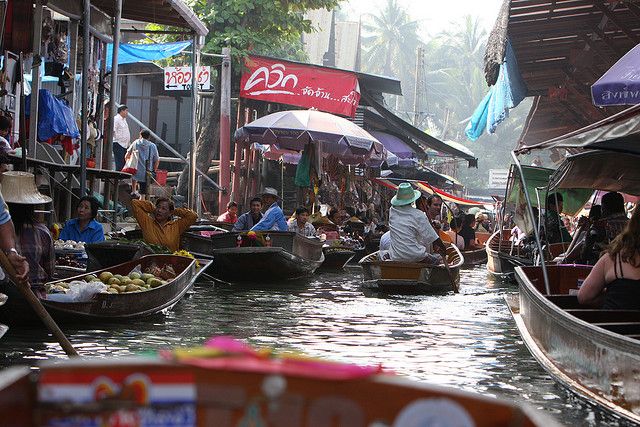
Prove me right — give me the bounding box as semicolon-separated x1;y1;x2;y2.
184;231;325;282
461;247;488;267
510;264;640;424
0;346;557;426
85;240;151;270
0;255;203;324
359;245;463;294
319;246;356;270
53;265;86;280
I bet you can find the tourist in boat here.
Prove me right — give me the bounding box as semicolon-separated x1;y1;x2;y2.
424;195;443;221
578;207;640;310
446;217;465;250
543;193;571;244
459;214;483;250
250;188;288;232
131;197;198;252
379;230;391;252
388;183;446;263
232;197;263;232
580;192;629;265
288;207;316;237
560;205;601;264
417;195;453;245
59;196;105;244
124;129;159;198
217;201;239;224
4;172;54;296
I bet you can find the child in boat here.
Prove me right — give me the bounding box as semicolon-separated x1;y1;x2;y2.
578;206;640;310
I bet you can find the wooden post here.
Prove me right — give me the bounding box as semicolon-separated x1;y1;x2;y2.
187;33;199;210
28;0;43;156
79;0;91;197
68;20;79;110
218;47;231;215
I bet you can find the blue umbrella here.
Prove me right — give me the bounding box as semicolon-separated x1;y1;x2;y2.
592;43;640;107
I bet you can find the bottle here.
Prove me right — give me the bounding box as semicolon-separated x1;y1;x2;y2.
236;234;242;247
265;234;271;247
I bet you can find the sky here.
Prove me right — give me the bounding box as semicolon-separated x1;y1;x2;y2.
341;0;503;36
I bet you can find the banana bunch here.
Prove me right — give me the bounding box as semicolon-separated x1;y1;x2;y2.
173;250;200;268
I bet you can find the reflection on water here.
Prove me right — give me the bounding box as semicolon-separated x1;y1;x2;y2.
0;266;628;426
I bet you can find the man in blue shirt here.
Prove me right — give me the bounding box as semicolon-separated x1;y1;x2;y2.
251;188;288;232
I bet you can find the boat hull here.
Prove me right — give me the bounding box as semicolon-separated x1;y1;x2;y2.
319;247;355;270
461;247;488;267
359;246;463;295
486;230;528;278
0;255;200;324
512;265;640;424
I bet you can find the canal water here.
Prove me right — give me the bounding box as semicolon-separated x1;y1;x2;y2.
0;266;626;426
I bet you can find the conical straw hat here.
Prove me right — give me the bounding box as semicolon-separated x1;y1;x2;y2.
0;171;52;204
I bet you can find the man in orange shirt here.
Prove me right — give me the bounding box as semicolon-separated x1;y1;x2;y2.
131;198;197;252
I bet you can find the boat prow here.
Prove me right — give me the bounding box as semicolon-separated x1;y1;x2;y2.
359;245;463;294
511;264;640;424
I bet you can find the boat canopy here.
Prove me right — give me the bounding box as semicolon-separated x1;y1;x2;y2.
373;178;485;207
549;151;640;196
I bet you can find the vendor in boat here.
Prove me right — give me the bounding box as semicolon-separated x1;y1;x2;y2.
578;207;640;310
459;214;483;250
131;197;198;252
288;207;316;237
580;192;628;265
250;188;288;232
4;172;54;296
388;183;446;263
59;196;105;244
543;193;571;244
0;193;29;283
217;201;238;224
232;197;263;232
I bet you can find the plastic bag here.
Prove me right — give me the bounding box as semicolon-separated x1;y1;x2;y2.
121;147;139;175
47;280;107;303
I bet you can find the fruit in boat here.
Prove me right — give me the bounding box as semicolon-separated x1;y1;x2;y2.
141;273;154;281
85;274;97;282
129;272;141;280
99;272;113;282
107;288;118;294
114;274;125;282
148;278;163;288
131;279;145;287
108;277;121;286
125;284;138;292
118;285;127;293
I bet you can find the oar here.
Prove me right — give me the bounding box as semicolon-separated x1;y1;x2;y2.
0;251;78;357
442;247;459;293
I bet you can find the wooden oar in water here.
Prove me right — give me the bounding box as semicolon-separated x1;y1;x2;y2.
0;251;78;357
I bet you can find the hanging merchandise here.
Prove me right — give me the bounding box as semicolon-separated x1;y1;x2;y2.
294;144;312;187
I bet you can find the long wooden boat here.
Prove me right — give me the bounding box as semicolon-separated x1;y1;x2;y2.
85;240;151;270
319;246;356;270
53;265;86;280
0;255;203;324
0;345;557;426
461;247;488;267
359;245;463;294
510;264;640;424
184;231;324;282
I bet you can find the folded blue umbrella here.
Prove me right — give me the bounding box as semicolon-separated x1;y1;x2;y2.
592;43;640;107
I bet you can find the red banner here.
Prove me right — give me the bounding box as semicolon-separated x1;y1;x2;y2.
240;56;361;118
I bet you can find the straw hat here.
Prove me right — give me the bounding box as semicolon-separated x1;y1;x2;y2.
0;171;52;204
391;183;421;207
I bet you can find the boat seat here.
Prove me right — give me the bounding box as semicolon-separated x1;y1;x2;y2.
565;309;640;324
591;322;640;335
546;294;583;309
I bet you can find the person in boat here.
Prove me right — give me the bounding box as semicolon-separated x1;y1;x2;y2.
458;214;483;250
475;213;491;233
4;172;54;297
232;197;263;232
217;201;239;224
580;192;629;265
446;217;465;250
388;183;446;263
250;188;288;232
424;195;443;222
417;195;453;245
131;197;198;252
543;193;571;244
288;207;316;237
0;189;29;283
59;196;105;244
379;230;391;252
578;206;640;310
560;205;601;264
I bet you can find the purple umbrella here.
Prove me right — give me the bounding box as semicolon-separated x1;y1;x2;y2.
592;43;640;107
234;109;384;161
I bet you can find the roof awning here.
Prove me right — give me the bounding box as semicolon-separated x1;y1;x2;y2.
373;178;484;207
361;91;477;166
369;131;414;159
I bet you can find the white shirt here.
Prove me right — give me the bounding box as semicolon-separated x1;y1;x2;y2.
113;114;131;149
288;219;316;237
389;205;439;262
379;230;391;251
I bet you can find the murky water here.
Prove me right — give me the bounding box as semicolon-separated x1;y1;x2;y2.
0;266;628;426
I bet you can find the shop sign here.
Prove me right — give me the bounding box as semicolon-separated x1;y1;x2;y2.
164;66;211;91
240;55;360;117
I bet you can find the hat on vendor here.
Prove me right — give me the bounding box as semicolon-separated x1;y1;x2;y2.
0;171;52;204
391;183;421;207
261;187;281;199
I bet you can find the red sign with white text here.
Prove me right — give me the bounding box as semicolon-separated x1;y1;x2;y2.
240;56;361;117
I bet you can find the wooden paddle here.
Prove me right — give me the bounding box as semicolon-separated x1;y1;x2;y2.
0;251;78;357
441;246;459;293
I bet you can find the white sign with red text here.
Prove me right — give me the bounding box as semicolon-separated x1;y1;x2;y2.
164;66;211;91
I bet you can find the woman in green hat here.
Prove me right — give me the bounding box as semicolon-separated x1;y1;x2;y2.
387;183;446;263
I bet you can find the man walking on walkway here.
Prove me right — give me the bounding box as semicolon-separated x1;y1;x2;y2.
113;105;131;171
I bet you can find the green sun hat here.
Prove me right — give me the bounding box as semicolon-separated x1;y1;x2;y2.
391;182;421;207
